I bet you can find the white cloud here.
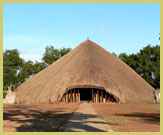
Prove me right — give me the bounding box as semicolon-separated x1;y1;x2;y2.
3;34;50;62
3;34;74;62
19;50;42;62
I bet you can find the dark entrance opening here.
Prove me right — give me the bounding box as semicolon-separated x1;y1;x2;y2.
60;87;119;103
79;88;92;101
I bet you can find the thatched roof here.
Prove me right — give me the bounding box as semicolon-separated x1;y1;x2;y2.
3;87;16;104
15;40;155;104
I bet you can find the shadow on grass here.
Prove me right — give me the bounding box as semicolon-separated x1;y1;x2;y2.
115;112;160;125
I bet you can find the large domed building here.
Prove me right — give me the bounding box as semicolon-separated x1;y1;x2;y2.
15;40;155;104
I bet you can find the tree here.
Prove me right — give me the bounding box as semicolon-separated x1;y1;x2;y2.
112;52;117;57
60;47;72;57
17;60;34;84
42;45;71;66
118;53;129;64
118;45;160;89
42;46;60;66
3;49;24;90
33;61;46;74
3;46;72;91
138;45;160;88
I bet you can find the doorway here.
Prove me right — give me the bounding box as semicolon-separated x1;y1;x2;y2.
60;87;119;103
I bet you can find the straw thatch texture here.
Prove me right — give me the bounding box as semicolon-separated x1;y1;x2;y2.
3;87;16;104
15;40;155;104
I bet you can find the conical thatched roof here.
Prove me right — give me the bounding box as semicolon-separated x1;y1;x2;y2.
15;40;155;104
3;86;16;104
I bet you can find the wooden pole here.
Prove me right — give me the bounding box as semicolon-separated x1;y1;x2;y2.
96;92;97;103
99;90;100;103
65;94;66;102
105;93;107;103
69;90;71;102
75;90;78;102
76;90;79;102
69;91;71;102
72;91;75;102
74;89;75;102
75;89;76;102
101;90;103;103
76;89;78;103
79;89;80;103
100;91;101;103
94;91;97;103
76;90;77;102
97;89;99;103
68;91;69;102
95;91;97;103
78;89;79;102
77;89;79;102
73;89;74;102
96;90;98;103
66;92;67;102
103;91;106;103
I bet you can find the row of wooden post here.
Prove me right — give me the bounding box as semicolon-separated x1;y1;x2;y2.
91;89;116;103
60;89;116;103
92;89;105;103
60;89;80;102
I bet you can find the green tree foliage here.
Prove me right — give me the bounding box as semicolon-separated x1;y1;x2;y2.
112;52;117;57
4;44;159;91
60;47;72;57
42;46;60;66
17;60;34;84
118;45;160;89
3;49;24;90
118;53;129;63
33;61;47;74
3;46;71;91
42;45;72;66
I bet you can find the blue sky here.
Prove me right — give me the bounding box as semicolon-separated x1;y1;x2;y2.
3;3;160;62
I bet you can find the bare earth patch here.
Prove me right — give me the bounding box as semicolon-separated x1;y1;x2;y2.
92;103;160;132
3;103;79;132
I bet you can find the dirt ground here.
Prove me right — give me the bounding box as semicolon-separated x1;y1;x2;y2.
3;103;79;132
92;103;160;132
3;103;160;132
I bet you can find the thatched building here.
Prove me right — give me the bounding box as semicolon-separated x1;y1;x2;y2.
15;40;155;104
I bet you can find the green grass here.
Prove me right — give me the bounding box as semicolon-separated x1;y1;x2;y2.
103;117;121;125
146;101;160;104
131;118;160;125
